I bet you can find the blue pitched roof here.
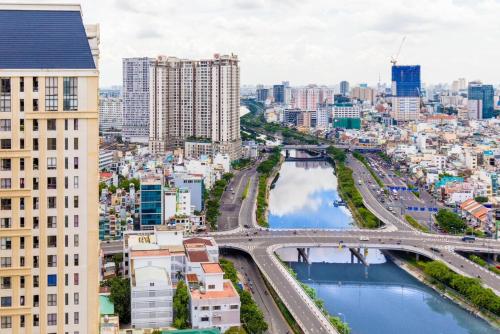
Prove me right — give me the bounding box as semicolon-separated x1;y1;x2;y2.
0;10;95;69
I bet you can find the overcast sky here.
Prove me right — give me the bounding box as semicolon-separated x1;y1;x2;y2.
59;0;500;87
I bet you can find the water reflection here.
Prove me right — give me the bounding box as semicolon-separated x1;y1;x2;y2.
268;158;354;229
278;248;496;334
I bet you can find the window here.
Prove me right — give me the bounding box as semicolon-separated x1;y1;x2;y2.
20;77;24;92
33;275;39;288
20;158;24;171
20;276;24;288
74;215;79;227
47;157;57;170
1;199;11;210
48;197;56;209
20;98;24;112
33;158;39;170
1;257;12;268
33;217;39;229
20;217;24;228
0;218;11;228
0;119;10;131
19;119;24;131
0;178;11;189
48;216;56;228
33;99;39;111
20;256;25;267
47;294;57;306
33;138;38;150
201;306;209;311
33;197;39;209
33;77;39;92
45;78;58;111
33;119;38;131
20;315;25;327
73;312;79;325
74;234;79;247
20;237;24;249
0;159;11;171
47;138;57;150
1;277;11;289
65;157;68;169
47;235;57;248
73;176;79;189
47;313;57;326
47;177;57;189
73;137;78;150
65;196;68;208
73;196;79;208
212;305;221;310
74;254;79;266
65;138;68;150
64;119;68;130
0;139;11;149
73;273;79;285
1;297;12;307
208;284;215;290
73;119;78;130
1;316;12;329
47;255;57;267
73;157;79;169
47;119;56;130
33;236;39;248
74;292;79;305
201;316;209;322
0;78;11;112
63;78;78;111
20;138;24;149
230;304;239;310
33;177;39;190
33;314;39;326
65;176;68;189
0;237;11;250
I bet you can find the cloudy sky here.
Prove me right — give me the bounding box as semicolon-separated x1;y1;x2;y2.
59;0;500;87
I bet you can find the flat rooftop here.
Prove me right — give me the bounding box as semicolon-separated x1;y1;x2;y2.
191;280;238;300
201;263;223;274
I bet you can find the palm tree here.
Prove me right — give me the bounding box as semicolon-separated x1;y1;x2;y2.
175;270;184;281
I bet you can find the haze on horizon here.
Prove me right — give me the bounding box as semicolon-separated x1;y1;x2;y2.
43;0;500;87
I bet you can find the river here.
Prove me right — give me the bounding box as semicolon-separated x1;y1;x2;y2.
269;151;497;334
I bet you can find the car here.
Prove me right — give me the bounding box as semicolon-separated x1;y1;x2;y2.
359;236;370;241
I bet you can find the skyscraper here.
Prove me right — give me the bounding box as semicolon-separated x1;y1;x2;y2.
273;84;285;104
340;81;350;96
391;65;421;121
468;82;495;119
148;54;241;160
122;57;153;143
0;3;99;333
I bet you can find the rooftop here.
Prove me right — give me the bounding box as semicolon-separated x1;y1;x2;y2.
0;4;96;69
183;237;214;247
187;250;210;263
133;266;170;287
191;280;239;300
201;263;223;274
130;249;170;258
99;295;114;316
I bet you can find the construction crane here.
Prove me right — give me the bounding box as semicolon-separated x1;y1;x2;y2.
390;36;406;66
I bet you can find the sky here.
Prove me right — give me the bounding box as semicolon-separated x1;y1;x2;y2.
46;0;500;87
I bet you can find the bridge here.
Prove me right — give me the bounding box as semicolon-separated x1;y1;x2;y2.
281;143;382;153
100;151;500;334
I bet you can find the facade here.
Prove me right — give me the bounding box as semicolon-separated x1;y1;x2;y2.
273;84;285;104
351;86;374;104
140;175;163;228
256;87;269;102
468;82;495;119
392;97;420;121
189;263;241;333
339;81;349;96
392;65;421;122
99;97;123;135
148;54;241;160
290;86;334;110
122;57;153;143
0;3;99;333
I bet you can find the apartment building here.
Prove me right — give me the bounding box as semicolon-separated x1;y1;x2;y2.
122;58;153;143
0;3;99;333
99;97;123;135
148;54;241;160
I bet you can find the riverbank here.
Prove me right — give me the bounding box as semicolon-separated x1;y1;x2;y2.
256;148;283;227
386;251;500;328
327;147;381;229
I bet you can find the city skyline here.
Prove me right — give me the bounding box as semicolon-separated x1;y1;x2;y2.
36;0;500;87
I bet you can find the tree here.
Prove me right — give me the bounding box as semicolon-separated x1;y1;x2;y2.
435;209;466;234
225;327;245;334
474;196;488;203
173;280;189;329
108;277;131;324
112;253;123;276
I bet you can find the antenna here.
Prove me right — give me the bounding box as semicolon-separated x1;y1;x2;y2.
390;36;406;66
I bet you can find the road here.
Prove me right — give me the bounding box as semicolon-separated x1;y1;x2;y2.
222;254;292;334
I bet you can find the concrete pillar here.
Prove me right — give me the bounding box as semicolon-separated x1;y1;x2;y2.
416;253;419;261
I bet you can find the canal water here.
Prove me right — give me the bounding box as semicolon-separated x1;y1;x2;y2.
270;150;497;334
276;248;497;334
268;151;354;229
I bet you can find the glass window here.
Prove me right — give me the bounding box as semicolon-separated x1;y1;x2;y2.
47;313;57;326
1;277;11;289
0;119;11;131
0;178;11;189
45;77;58;111
0;78;11;112
47;138;56;150
33;99;39;111
0;139;11;149
47;157;57;170
47;294;57;306
1;316;12;329
63;77;78;111
47;119;56;130
33;77;38;92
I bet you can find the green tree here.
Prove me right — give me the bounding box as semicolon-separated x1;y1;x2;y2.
173;280;190;329
435;209;466;234
224;327;245;334
107;277;131;324
99;182;107;195
474;196;488;203
112;253;123;276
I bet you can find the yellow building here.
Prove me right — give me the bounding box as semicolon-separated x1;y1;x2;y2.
0;3;99;333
